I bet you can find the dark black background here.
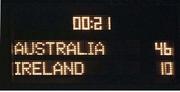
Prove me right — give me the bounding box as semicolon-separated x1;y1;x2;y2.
1;0;180;90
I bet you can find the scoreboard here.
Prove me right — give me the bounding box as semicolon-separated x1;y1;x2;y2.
1;0;180;89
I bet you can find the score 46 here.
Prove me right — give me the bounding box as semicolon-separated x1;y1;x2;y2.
155;42;173;56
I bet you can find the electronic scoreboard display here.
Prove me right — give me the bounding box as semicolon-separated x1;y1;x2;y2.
1;0;180;90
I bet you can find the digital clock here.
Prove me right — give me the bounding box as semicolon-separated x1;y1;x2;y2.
73;16;111;30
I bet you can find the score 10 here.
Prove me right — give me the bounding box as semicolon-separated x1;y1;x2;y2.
73;16;111;30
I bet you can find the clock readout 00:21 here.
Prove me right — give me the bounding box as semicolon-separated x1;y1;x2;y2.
73;16;111;30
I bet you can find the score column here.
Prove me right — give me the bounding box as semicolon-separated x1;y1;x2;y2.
154;41;175;80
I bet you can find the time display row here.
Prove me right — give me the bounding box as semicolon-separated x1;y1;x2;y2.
73;16;111;31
